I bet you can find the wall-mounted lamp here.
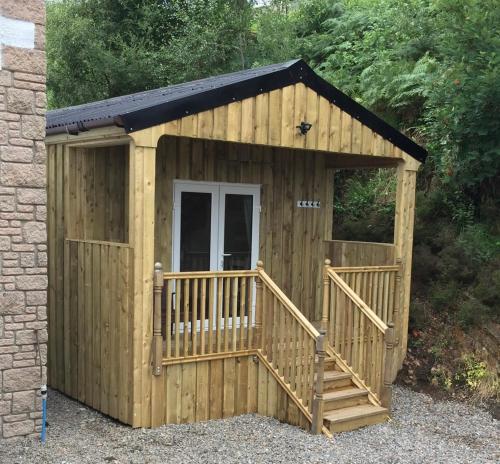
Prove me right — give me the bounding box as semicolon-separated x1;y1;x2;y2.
296;121;312;135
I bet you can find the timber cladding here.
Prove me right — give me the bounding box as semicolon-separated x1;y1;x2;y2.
47;143;134;424
152;355;310;429
154;135;334;322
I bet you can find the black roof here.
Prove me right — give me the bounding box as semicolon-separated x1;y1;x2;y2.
46;59;426;162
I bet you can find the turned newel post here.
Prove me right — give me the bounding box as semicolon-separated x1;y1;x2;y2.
254;260;264;349
153;262;164;376
311;329;326;434
381;322;395;409
322;259;331;340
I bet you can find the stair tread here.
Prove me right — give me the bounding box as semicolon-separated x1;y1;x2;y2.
324;370;351;380
323;387;368;400
324;404;388;423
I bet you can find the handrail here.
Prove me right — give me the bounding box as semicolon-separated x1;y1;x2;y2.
258;269;320;340
327;269;388;333
330;265;400;272
163;269;258;279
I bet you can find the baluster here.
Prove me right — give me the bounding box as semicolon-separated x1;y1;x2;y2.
255;261;264;349
247;276;254;349
311;330;326;434
224;277;230;352
200;278;206;355
183;279;190;356
239;276;246;350
322;259;331;339
174;279;181;358
166;279;172;359
216;277;223;353
153;262;164;375
232;277;238;351
208;277;214;354
192;279;198;356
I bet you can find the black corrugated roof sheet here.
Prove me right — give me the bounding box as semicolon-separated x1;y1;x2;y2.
46;59;426;162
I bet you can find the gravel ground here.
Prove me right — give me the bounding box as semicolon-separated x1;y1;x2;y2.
0;386;498;464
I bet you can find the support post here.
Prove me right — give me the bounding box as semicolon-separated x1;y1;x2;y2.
254;260;264;349
381;322;395;409
311;330;326;434
322;259;331;340
153;262;164;376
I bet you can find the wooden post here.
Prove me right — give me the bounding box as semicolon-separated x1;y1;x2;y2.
311;330;326;434
254;260;264;349
152;262;164;376
381;322;395;409
322;259;331;340
393;259;403;348
393;158;419;368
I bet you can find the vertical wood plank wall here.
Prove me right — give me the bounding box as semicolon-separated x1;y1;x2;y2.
154;356;309;430
66;146;129;242
47;143;134;424
325;240;395;267
154;136;333;322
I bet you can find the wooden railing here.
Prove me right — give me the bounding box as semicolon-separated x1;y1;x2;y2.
155;266;258;362
323;262;395;403
330;263;402;326
152;261;327;434
258;267;321;418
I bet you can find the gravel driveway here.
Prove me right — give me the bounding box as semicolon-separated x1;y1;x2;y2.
0;386;497;464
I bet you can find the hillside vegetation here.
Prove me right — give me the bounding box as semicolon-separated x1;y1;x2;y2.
47;0;499;406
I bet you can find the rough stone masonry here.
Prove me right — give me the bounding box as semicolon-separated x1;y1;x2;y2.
0;0;47;439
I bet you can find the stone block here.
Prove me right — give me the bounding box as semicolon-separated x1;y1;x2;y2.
17;188;46;204
15;330;35;345
1;47;45;75
16;275;47;291
0;236;11;251
22;221;46;243
0;291;25;314
0;120;8;144
3;367;41;392
0;163;45;187
25;291;46;305
0;195;15;212
0;146;34;163
2;420;34;438
0;0;46;24
6;88;33;114
0;354;13;369
21;115;45;140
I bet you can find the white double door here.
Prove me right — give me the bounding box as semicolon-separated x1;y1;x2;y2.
172;181;260;273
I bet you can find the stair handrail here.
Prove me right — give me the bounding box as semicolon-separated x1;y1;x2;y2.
257;267;320;339
327;268;388;333
324;262;395;408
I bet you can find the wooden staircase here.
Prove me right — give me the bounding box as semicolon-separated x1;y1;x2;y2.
318;357;388;433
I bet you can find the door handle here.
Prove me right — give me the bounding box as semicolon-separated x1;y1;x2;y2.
222;253;232;257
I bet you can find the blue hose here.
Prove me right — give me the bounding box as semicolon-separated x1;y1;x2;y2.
41;385;47;444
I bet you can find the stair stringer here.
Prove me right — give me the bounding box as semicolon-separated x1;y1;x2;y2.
256;350;333;437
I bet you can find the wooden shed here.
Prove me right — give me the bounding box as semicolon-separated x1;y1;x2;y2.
45;60;425;435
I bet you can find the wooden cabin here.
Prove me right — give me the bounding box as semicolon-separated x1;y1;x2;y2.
45;60;425;435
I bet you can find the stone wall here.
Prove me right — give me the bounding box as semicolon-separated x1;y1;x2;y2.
0;0;47;439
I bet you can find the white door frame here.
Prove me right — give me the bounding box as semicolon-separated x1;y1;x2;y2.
171;180;261;332
172;180;260;272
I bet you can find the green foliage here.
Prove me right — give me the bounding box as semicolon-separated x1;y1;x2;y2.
46;0;500;335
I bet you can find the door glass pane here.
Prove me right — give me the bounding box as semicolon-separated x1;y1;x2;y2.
180;192;211;271
223;194;253;270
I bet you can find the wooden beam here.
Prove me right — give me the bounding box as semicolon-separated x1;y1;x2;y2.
393;159;418;369
128;131;158;427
